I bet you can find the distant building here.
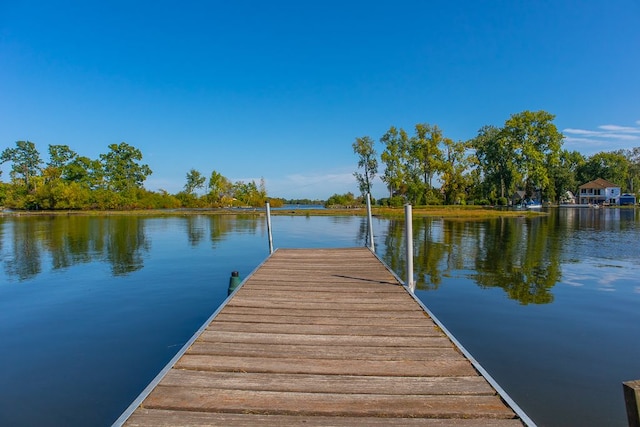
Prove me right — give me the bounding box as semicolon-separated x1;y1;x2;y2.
619;193;637;206
511;190;526;206
578;178;621;205
511;189;541;206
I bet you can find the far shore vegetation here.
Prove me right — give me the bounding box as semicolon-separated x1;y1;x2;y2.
0;205;545;220
1;110;639;214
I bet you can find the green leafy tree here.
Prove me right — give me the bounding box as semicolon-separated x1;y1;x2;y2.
207;170;232;204
615;147;640;192
37;145;103;209
410;123;444;189
501;110;563;200
325;192;358;207
472;125;516;200
100;142;152;193
47;145;77;179
578;151;629;189
380;126;409;198
441;138;470;204
0;181;6;205
230;179;266;207
550;150;585;202
405;123;445;204
352;136;378;196
184;169;206;195
1;140;43;190
65;156;103;188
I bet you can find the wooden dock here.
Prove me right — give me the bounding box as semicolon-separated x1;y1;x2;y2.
116;247;529;426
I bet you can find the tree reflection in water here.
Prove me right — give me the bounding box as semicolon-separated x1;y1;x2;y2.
2;216;150;279
1;215;263;281
382;215;561;304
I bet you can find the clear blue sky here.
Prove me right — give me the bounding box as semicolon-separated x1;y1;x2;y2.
1;1;639;199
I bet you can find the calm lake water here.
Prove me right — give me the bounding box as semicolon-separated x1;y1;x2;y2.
0;208;638;426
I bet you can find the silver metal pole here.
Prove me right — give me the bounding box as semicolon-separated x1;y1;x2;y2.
405;203;414;292
266;201;274;254
366;193;375;252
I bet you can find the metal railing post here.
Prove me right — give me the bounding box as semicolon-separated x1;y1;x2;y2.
405;203;414;291
366;193;375;252
266;201;274;254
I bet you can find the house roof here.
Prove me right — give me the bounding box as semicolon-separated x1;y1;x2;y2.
579;178;619;189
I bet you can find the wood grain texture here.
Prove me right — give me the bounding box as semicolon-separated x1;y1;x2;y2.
122;248;523;426
126;408;525;427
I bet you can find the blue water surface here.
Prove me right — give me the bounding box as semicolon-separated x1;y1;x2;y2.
0;209;638;426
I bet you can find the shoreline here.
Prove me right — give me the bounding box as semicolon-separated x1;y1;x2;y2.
0;206;546;218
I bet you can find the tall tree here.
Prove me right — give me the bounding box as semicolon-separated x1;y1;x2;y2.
46;144;78;181
230;179;267;207
65;156;103;188
208;170;232;203
380;126;409;198
352;136;378;196
99;142;152;192
409;123;444;189
184;169;206;195
615;147;640;192
440;138;470;204
472;125;516;199
549;150;584;202
1;140;43;190
578;151;629;188
48;144;76;169
501;110;563;200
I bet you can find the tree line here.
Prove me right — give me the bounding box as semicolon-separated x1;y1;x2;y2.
0;141;278;210
352;110;640;206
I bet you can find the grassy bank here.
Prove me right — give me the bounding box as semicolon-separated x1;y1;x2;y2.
274;206;545;218
1;205;545;218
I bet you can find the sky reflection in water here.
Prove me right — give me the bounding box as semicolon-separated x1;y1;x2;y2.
0;209;638;426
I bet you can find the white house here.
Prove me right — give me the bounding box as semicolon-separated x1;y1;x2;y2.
578;178;621;205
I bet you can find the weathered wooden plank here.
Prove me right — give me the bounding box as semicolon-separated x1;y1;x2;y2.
198;330;454;347
175;354;476;376
187;342;462;361
251;271;397;281
257;266;392;273
264;248;374;258
251;262;394;270
219;305;430;319
230;296;415;306
127;409;525;427
143;387;516;419
213;312;433;326
208;321;442;337
244;279;402;289
234;289;410;300
160;370;495;395
257;258;383;265
250;271;397;280
264;258;384;263
227;299;424;311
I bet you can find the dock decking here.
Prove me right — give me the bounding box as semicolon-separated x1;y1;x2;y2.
118;247;526;426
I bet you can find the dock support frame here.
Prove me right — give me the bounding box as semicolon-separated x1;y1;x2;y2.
624;380;640;427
